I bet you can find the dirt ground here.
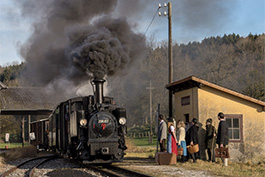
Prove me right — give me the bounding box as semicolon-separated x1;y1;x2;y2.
1;150;264;177
115;157;214;177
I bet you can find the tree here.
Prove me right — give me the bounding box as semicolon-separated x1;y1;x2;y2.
0;63;25;86
0;115;21;143
241;70;265;101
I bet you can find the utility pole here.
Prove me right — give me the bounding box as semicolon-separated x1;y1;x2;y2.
146;81;155;144
168;2;173;119
21;116;25;147
156;103;160;152
28;115;31;144
159;2;173;120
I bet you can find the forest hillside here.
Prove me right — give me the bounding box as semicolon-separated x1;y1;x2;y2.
108;33;265;126
1;33;264;126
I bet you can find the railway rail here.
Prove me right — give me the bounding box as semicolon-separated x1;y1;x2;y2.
87;164;153;177
0;155;58;177
0;149;10;155
1;153;154;177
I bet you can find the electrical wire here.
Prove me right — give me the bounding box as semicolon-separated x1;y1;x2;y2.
141;7;160;41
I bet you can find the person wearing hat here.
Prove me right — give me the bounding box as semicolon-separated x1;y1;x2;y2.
185;118;199;162
217;112;229;166
205;118;216;162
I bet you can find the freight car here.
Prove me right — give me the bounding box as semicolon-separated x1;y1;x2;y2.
30;78;127;164
30;118;49;150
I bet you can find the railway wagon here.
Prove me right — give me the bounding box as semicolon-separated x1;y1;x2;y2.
30;118;49;149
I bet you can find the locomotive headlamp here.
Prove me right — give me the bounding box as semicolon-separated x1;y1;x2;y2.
80;118;87;126
119;117;126;125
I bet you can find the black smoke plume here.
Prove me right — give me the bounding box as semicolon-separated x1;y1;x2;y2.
17;0;146;96
16;0;234;98
69;18;145;80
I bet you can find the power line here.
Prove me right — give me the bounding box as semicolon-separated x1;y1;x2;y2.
141;8;160;41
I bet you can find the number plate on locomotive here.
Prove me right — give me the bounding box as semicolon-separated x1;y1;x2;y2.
98;119;109;123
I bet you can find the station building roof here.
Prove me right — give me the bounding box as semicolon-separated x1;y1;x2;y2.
0;83;66;115
166;76;265;109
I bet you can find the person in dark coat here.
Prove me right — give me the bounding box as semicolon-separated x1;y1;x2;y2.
216;112;229;166
186;118;199;162
216;113;229;147
205;118;216;162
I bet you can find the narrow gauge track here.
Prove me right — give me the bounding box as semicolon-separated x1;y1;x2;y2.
87;165;153;177
0;149;10;155
0;155;58;177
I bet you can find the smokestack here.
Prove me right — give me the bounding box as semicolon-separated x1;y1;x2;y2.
93;78;105;104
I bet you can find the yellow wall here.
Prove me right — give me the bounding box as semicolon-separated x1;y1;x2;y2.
173;85;265;163
197;86;265;163
174;87;198;122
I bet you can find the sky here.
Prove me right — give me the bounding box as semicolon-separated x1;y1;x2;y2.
0;0;264;66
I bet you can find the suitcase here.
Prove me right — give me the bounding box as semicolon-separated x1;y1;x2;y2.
155;152;167;163
215;147;230;158
158;153;177;165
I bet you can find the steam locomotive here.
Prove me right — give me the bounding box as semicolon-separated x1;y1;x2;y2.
30;78;127;163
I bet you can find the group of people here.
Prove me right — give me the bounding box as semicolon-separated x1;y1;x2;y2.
158;112;229;165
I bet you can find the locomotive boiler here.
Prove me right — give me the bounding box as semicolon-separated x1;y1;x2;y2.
33;78;127;163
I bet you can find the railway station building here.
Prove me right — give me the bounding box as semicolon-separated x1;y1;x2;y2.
166;76;265;163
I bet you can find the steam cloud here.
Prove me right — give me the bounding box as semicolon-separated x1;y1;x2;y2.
16;0;235;97
17;0;146;97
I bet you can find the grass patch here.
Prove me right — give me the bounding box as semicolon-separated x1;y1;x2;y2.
125;137;159;159
178;159;265;177
131;136;158;147
0;143;30;149
125;137;265;176
125;152;155;158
